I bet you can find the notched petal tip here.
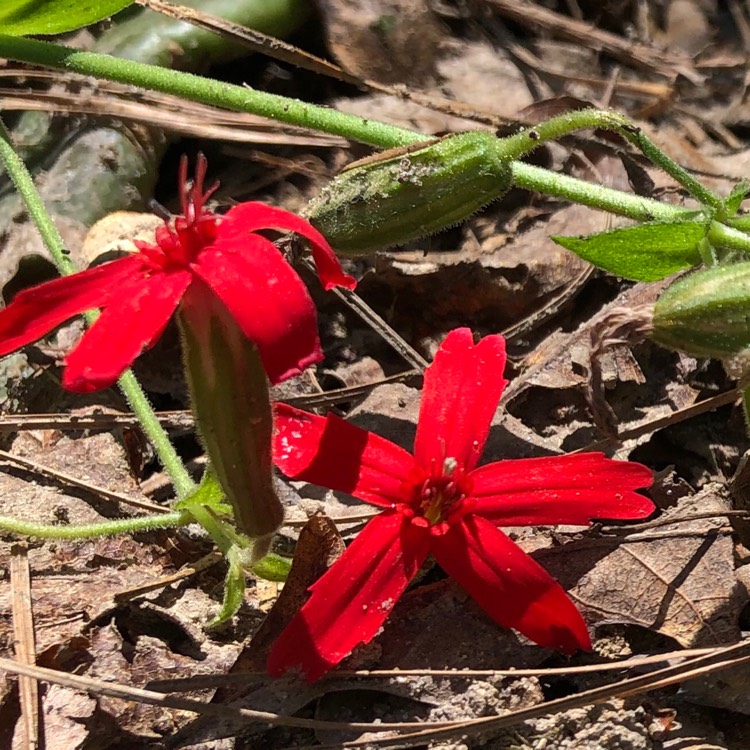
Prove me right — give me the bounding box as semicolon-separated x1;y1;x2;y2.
270;344;324;386
524;584;593;654
431;517;592;656
266;626;337;683
221;201;356;291
61;271;190;394
470;451;656;526
190;245;323;386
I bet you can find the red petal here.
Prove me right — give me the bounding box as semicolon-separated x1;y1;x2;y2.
221;202;356;290
274;403;416;508
0;254;146;358
62;269;191;392
469;453;653;525
267;511;430;681
431;515;591;654
191;239;322;384
414;329;507;474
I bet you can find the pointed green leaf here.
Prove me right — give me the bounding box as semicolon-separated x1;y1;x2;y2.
174;468;232;515
726;180;750;217
553;221;707;281
209;545;247;627
252;552;292;582
0;0;132;36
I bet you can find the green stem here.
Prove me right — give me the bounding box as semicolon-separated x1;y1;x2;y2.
117;370;195;497
511;162;750;254
500;109;723;210
0;511;186;539
0;34;419;149
511;161;684;222
184;501;236;554
0;113;194;498
0;35;734;231
0;117;75;275
707;221;750;254
728;216;750;232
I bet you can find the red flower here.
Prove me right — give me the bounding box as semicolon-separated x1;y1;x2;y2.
269;328;654;681
0;155;355;392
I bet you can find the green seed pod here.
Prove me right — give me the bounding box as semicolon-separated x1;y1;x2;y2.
306;131;513;255
652;262;750;358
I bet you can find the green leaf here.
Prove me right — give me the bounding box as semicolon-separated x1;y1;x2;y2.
553;221;707;281
209;545;247;627
174;468;231;515
726;180;750;217
0;0;132;36
252;552;292;582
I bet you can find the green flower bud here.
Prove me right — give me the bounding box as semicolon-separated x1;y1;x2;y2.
652;262;750;358
178;283;283;539
307;131;513;255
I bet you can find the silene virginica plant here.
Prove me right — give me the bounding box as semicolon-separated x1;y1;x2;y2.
1;0;750;673
0;151;354;620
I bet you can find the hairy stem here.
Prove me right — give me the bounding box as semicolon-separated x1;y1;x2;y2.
117;370;196;497
0;34;419;149
184;502;237;554
500;109;723;210
0;117;75;274
0;34;736;236
510;161;681;222
0;511;186;540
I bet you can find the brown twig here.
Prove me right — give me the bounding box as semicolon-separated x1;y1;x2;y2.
0;656;454;732
0;85;345;146
10;544;39;750
145;645;723;692
0;448;168;513
0;409;193;432
135;0;522;128
302;640;750;749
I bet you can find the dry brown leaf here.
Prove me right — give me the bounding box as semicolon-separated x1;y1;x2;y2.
536;486;745;647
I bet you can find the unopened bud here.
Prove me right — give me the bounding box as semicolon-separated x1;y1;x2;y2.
652;263;750;358
178;282;283;538
307;131;513;255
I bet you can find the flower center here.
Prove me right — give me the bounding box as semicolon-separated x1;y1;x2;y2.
140;154;221;270
411;457;470;526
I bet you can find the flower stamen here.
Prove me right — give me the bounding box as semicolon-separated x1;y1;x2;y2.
180;153;219;225
417;459;467;525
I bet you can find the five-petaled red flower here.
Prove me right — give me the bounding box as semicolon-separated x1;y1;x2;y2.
0;155;355;392
269;328;654;681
